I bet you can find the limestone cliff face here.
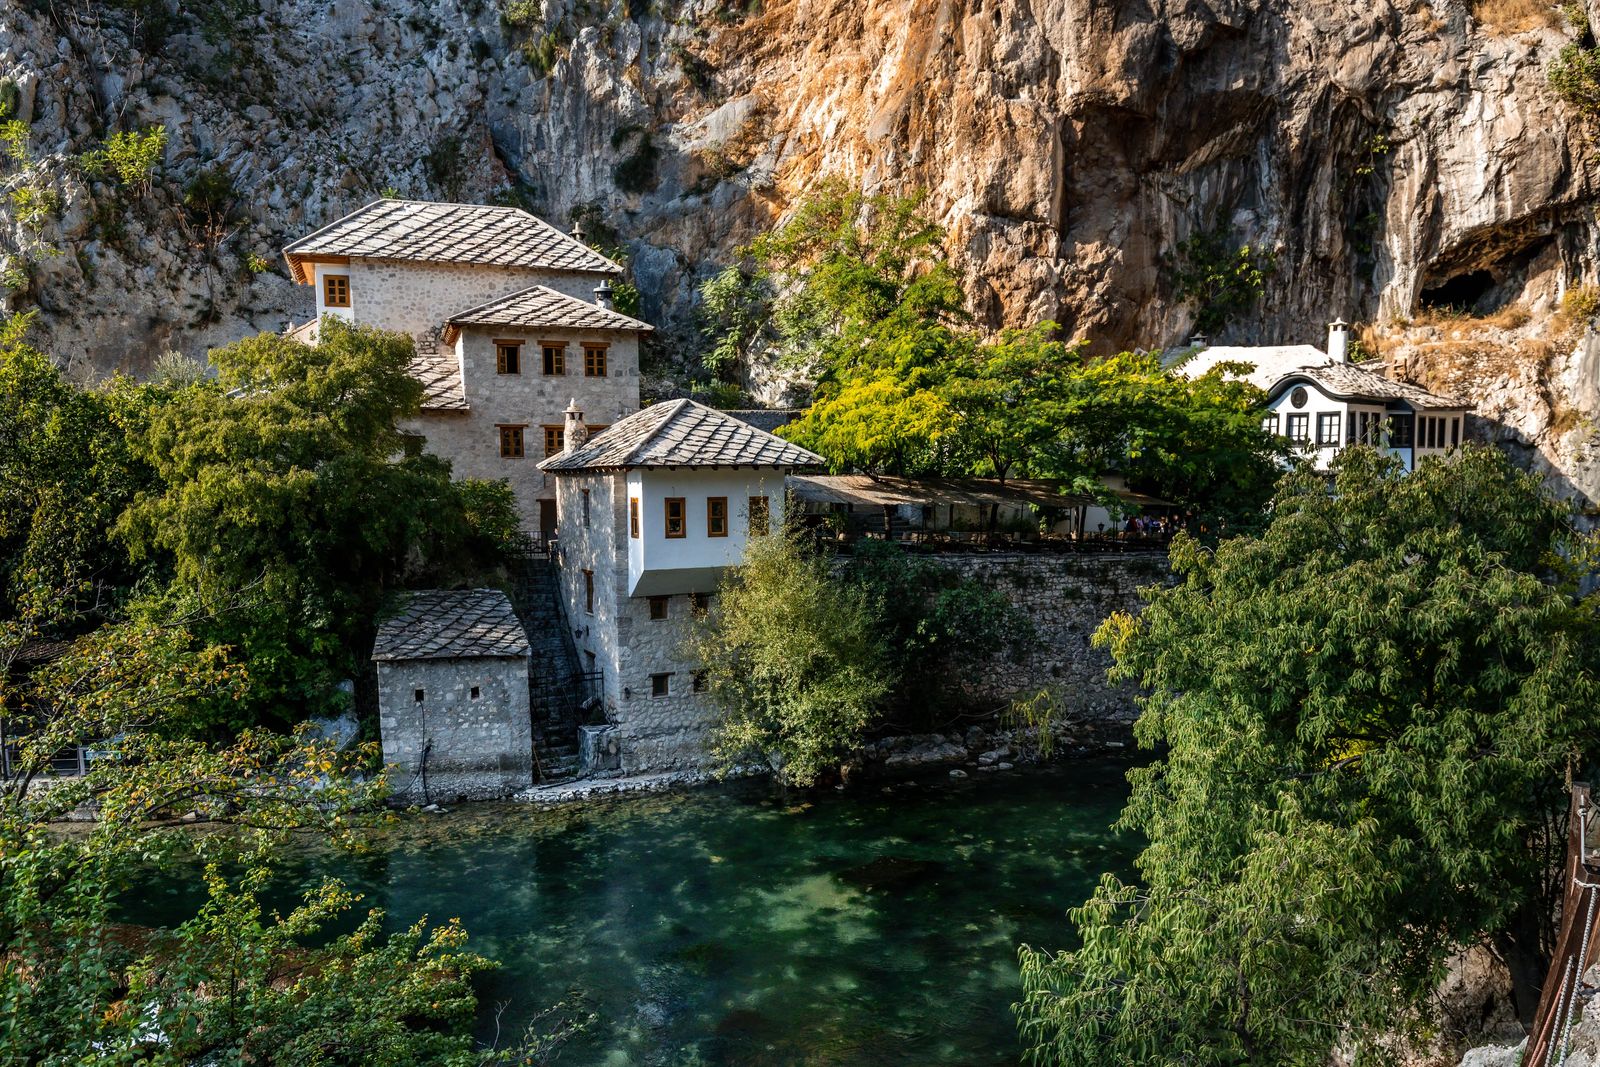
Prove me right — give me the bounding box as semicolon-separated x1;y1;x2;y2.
1;0;1597;514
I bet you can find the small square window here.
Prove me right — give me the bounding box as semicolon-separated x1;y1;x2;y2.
470;686;481;700
543;426;565;457
542;343;566;375
498;425;526;458
692;670;708;693
323;274;350;307
414;688;425;703
649;596;669;620
664;497;686;538
707;496;728;537
583;344;608;377
650;672;671;697
495;341;522;375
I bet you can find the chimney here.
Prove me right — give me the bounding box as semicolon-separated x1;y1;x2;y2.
1328;318;1350;362
563;398;589;453
571;218;587;243
593;282;615;311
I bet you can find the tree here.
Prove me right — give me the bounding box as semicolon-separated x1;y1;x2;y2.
1016;447;1600;1065
117;320;519;730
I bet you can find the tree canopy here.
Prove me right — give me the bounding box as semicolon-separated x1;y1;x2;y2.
1016;446;1600;1065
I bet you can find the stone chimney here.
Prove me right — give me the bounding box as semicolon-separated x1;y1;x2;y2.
563;398;588;453
593;282;615;311
571;218;587;243
1328;318;1350;362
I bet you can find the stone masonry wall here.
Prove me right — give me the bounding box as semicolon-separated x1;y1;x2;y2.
377;654;533;803
927;552;1170;725
342;259;612;338
410;326;640;529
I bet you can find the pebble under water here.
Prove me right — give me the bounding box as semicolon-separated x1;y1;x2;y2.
125;759;1139;1066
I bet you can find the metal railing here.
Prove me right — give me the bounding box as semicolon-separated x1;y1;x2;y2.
1525;782;1600;1067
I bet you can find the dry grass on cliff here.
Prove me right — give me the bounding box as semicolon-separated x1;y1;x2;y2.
1470;0;1565;33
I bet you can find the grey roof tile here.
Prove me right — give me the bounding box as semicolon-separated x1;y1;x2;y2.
372;589;530;661
1272;361;1466;409
284;200;622;276
538;399;825;472
410;349;468;412
444;284;652;336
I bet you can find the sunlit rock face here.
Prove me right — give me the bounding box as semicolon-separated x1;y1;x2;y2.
3;0;1598;512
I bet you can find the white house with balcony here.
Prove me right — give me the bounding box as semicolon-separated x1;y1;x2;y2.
1170;320;1470;472
537;398;823;774
282;199;648;537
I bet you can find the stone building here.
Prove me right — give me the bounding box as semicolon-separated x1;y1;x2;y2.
538;398;823;774
372;588;534;803
283;199;650;536
1169;320;1471;472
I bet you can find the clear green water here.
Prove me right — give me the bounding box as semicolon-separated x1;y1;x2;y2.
128;760;1138;1066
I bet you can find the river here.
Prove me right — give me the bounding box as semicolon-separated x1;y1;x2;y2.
127;758;1138;1066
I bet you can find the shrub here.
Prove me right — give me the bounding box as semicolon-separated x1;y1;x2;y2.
86;125;168;196
1170;226;1276;334
1550;41;1600;114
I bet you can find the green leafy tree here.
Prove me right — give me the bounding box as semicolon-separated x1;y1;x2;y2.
118;319;517;729
1016;447;1600;1065
1170;228;1276;335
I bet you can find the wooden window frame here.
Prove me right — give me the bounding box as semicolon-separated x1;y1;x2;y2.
583;569;594;615
494;340;523;375
583;344;609;378
541;342;567;376
648;595;668;620
542;425;565;457
664;497;686;539
497;424;526;459
707;496;728;538
322;273;350;308
650;672;672;697
629;497;640;539
748;495;770;536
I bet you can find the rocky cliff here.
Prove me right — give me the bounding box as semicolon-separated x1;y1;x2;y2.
1;0;1597;515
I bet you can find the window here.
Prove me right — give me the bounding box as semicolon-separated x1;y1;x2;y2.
498;425;526;458
583;570;594;614
748;496;770;536
1452;417;1461;447
322;273;350;307
1317;412;1341;447
495;341;522;375
1289;386;1308;409
470;686;481;700
649;596;668;620
1285;413;1310;444
1262;413;1280;436
583;344;608;377
400;433;425;459
650;672;672;697
689;592;711;614
664;497;686;538
414;688;425;703
692;670;708;693
584;650;596;671
542;343;566;375
581;488;591;527
1388;413;1414;449
707;497;728;537
1349;411;1384;446
629;497;640;538
543;425;564;457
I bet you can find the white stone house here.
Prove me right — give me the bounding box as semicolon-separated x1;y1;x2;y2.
1171;320;1471;472
537;399;824;774
283;199;650;537
372;588;534;804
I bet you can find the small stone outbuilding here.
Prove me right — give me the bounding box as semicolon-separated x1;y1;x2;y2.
373;588;533;803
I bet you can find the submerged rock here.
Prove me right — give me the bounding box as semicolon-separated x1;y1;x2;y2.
837;856;942;892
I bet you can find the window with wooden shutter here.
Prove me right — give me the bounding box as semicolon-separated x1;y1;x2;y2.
664;497;686;538
497;425;525;458
495;341;522;374
707;497;728;537
583;344;608;377
322;274;350;307
542;343;566;375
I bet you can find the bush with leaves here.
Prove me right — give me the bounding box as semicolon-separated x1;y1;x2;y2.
81;125;168;197
1016;446;1600;1065
1170;227;1276;335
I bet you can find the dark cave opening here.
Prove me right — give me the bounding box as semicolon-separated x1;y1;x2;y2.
1418;270;1498;313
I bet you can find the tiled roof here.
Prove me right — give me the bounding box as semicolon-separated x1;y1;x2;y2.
283;200;622;281
539;399;825;472
411;350;468;412
723;408;802;434
443;284;652;340
372;589;530;661
1165;343;1331;390
1272;361;1466;410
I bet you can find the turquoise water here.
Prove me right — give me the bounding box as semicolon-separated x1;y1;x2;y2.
130;760;1137;1066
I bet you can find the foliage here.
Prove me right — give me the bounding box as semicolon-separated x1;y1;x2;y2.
117;320;516;730
0;598;579;1064
1550;42;1600;115
0;119;30;166
1016;447;1600;1065
81;125;169;197
180;166;242;254
698;264;773;381
690;529;892;786
6;184;59;233
243;250;272;275
1170;227;1276;335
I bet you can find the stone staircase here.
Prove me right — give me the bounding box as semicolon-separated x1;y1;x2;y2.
507;547;591;784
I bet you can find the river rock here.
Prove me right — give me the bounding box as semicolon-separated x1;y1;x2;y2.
880;734;967;769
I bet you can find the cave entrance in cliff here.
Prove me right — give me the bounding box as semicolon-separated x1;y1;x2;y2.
1417;270;1497;314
